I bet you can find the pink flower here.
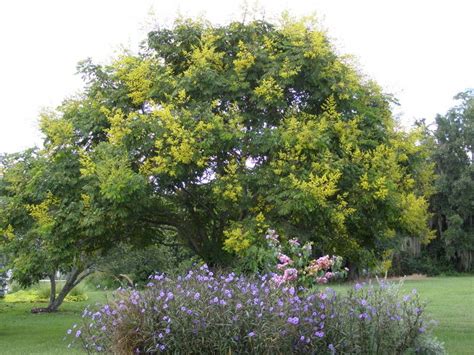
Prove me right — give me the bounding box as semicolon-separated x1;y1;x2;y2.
325;272;335;279
316;276;328;284
289;238;300;246
278;254;292;265
316;255;333;270
265;230;279;245
271;274;285;287
283;268;298;281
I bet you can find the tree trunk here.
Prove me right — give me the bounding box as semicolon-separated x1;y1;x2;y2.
49;273;56;306
31;266;94;313
46;276;75;312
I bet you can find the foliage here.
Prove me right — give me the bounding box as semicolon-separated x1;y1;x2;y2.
4;283;87;303
428;90;474;271
69;267;443;354
2;15;432;272
391;250;455;276
0;126;158;310
93;243;199;288
0;148;99;310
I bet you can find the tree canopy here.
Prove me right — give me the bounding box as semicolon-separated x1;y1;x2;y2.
0;16;435;297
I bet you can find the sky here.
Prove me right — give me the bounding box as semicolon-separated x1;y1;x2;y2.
0;0;473;153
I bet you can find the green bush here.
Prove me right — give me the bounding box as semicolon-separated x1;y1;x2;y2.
84;272;121;290
89;243;199;289
4;282;88;303
391;251;456;276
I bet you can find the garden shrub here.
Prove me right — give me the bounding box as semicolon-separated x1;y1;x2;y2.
87;244;200;289
391;251;455;277
4;283;87;303
69;267;444;354
84;271;122;290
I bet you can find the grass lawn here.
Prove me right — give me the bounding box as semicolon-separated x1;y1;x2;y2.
400;276;474;355
0;277;472;354
0;291;108;355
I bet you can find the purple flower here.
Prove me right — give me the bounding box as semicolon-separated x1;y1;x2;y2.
354;283;362;291
359;313;369;320
287;316;299;325
236;303;242;310
315;331;325;338
75;330;81;338
248;331;255;337
194;292;200;300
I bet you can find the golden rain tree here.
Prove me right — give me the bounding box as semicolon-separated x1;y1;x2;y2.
1;16;435;289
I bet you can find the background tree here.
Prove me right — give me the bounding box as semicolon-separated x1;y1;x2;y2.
429;90;474;271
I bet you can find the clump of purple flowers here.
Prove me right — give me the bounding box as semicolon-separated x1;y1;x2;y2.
68;267;444;354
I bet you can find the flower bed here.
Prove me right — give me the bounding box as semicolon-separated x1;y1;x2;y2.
69;266;444;354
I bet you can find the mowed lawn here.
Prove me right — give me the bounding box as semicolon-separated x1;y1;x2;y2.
400;276;474;355
0;277;473;354
0;291;108;355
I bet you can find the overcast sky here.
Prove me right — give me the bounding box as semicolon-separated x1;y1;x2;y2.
0;0;472;153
